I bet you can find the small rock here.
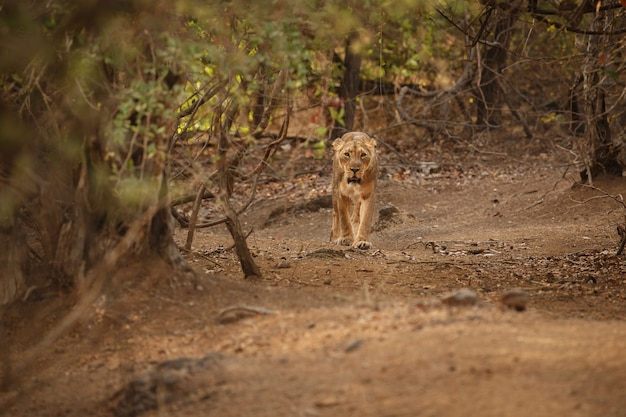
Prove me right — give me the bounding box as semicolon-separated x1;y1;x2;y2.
378;203;400;220
344;339;364;353
441;288;478;307
501;288;529;311
373;203;403;232
110;354;224;417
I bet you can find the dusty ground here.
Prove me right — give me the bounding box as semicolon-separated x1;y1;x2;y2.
2;135;626;417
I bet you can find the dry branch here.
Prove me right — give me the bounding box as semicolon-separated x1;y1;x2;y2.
216;305;276;323
569;183;626;255
182;77;291;265
177;79;229;120
253;68;288;139
185;184;205;250
395;46;476;136
570;183;626;209
170;190;216;207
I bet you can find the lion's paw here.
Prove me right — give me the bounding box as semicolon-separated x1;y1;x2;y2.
334;237;352;246
353;240;372;250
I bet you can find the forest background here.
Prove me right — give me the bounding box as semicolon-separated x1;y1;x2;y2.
1;2;626;413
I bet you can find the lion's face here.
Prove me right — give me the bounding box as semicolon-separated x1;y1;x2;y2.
332;132;377;185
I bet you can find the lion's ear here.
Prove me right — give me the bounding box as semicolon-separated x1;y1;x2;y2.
332;138;344;150
366;137;377;148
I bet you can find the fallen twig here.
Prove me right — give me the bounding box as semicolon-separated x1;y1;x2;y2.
571;183;626;210
216;305;276;323
170;190;216;207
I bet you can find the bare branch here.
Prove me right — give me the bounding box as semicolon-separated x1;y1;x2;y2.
185;184;205;250
253;68;289;139
570;183;626;210
170;189;216;207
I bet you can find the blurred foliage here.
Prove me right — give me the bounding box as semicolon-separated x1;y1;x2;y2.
0;0;625;285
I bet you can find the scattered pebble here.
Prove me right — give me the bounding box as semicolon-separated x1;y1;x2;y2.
441;288;478;307
344;338;364;353
501;288;529;311
378;203;400;220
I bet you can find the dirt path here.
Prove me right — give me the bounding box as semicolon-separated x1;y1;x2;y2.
3;152;626;417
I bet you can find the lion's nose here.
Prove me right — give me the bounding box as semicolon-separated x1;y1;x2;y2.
350;167;360;174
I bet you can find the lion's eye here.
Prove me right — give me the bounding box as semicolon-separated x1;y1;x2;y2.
344;152;350;157
361;153;367;158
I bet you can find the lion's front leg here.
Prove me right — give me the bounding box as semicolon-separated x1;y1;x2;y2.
351;199;361;231
331;194;353;246
353;195;375;250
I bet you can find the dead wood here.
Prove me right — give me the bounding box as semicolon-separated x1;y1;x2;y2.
170;190;216;207
216;305;276;324
617;224;626;256
185;184;205;251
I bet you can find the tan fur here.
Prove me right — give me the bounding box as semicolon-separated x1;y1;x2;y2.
330;132;378;250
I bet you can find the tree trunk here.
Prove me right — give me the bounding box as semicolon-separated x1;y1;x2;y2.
579;13;623;182
221;197;262;279
475;1;522;126
0;223;27;304
216;101;262;279
332;34;362;139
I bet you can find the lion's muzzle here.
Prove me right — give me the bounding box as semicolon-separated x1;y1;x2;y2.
347;168;362;184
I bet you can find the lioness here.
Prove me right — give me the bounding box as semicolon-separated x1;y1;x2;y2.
331;132;378;250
